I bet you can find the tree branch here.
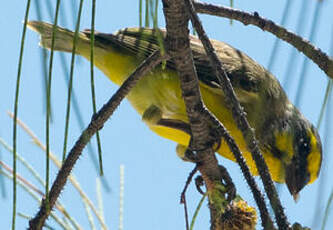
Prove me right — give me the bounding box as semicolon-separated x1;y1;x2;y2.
160;1;261;229
28;50;167;229
185;0;289;229
194;0;333;80
162;1;229;228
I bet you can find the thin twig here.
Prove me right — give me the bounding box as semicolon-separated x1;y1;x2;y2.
186;0;288;229
7;112;108;230
180;165;198;230
190;193;207;230
28;50;167;229
62;0;85;163
83;199;96;230
283;0;310;91
0;161;82;230
180;166;198;204
194;0;333;80
43;1;109;189
89;0;104;176
266;0;293;71
119;165;124;230
45;0;62;215
1;171;70;230
183;196;190;230
294;0;323;107
18;212;61;230
12;0;32;228
200;109;275;229
96;178;105;225
0;137;45;189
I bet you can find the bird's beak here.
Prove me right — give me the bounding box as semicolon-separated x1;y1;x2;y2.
285;164;304;202
292;193;299;202
285;173;300;202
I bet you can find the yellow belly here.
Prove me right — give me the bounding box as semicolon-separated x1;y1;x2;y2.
127;68;285;183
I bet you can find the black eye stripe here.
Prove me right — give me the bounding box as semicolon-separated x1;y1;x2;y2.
291;125;311;185
295;132;311;158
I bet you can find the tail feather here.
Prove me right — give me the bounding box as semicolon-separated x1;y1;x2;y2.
27;21;88;54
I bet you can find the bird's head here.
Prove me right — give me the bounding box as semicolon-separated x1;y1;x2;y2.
285;121;322;200
270;109;322;200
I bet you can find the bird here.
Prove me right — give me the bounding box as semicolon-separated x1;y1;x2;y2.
27;21;322;199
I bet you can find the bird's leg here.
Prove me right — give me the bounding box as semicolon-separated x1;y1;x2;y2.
142;104;192;134
142;104;163;126
176;127;222;163
176;144;200;162
142;104;197;161
142;104;222;161
142;105;235;199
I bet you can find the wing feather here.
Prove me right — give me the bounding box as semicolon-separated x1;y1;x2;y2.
84;28;285;105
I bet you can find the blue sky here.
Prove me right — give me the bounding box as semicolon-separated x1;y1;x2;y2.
1;0;333;229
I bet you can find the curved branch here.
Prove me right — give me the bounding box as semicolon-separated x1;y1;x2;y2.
28;50;166;229
199;107;275;229
194;0;333;80
162;0;223;186
186;0;289;229
162;1;231;228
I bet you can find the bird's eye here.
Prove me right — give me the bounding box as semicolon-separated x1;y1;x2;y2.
298;137;310;157
238;77;259;92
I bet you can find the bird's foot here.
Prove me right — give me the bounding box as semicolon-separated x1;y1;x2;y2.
192;165;236;201
219;165;236;201
176;144;200;162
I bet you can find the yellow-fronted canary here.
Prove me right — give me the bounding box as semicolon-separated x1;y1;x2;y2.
27;21;322;198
